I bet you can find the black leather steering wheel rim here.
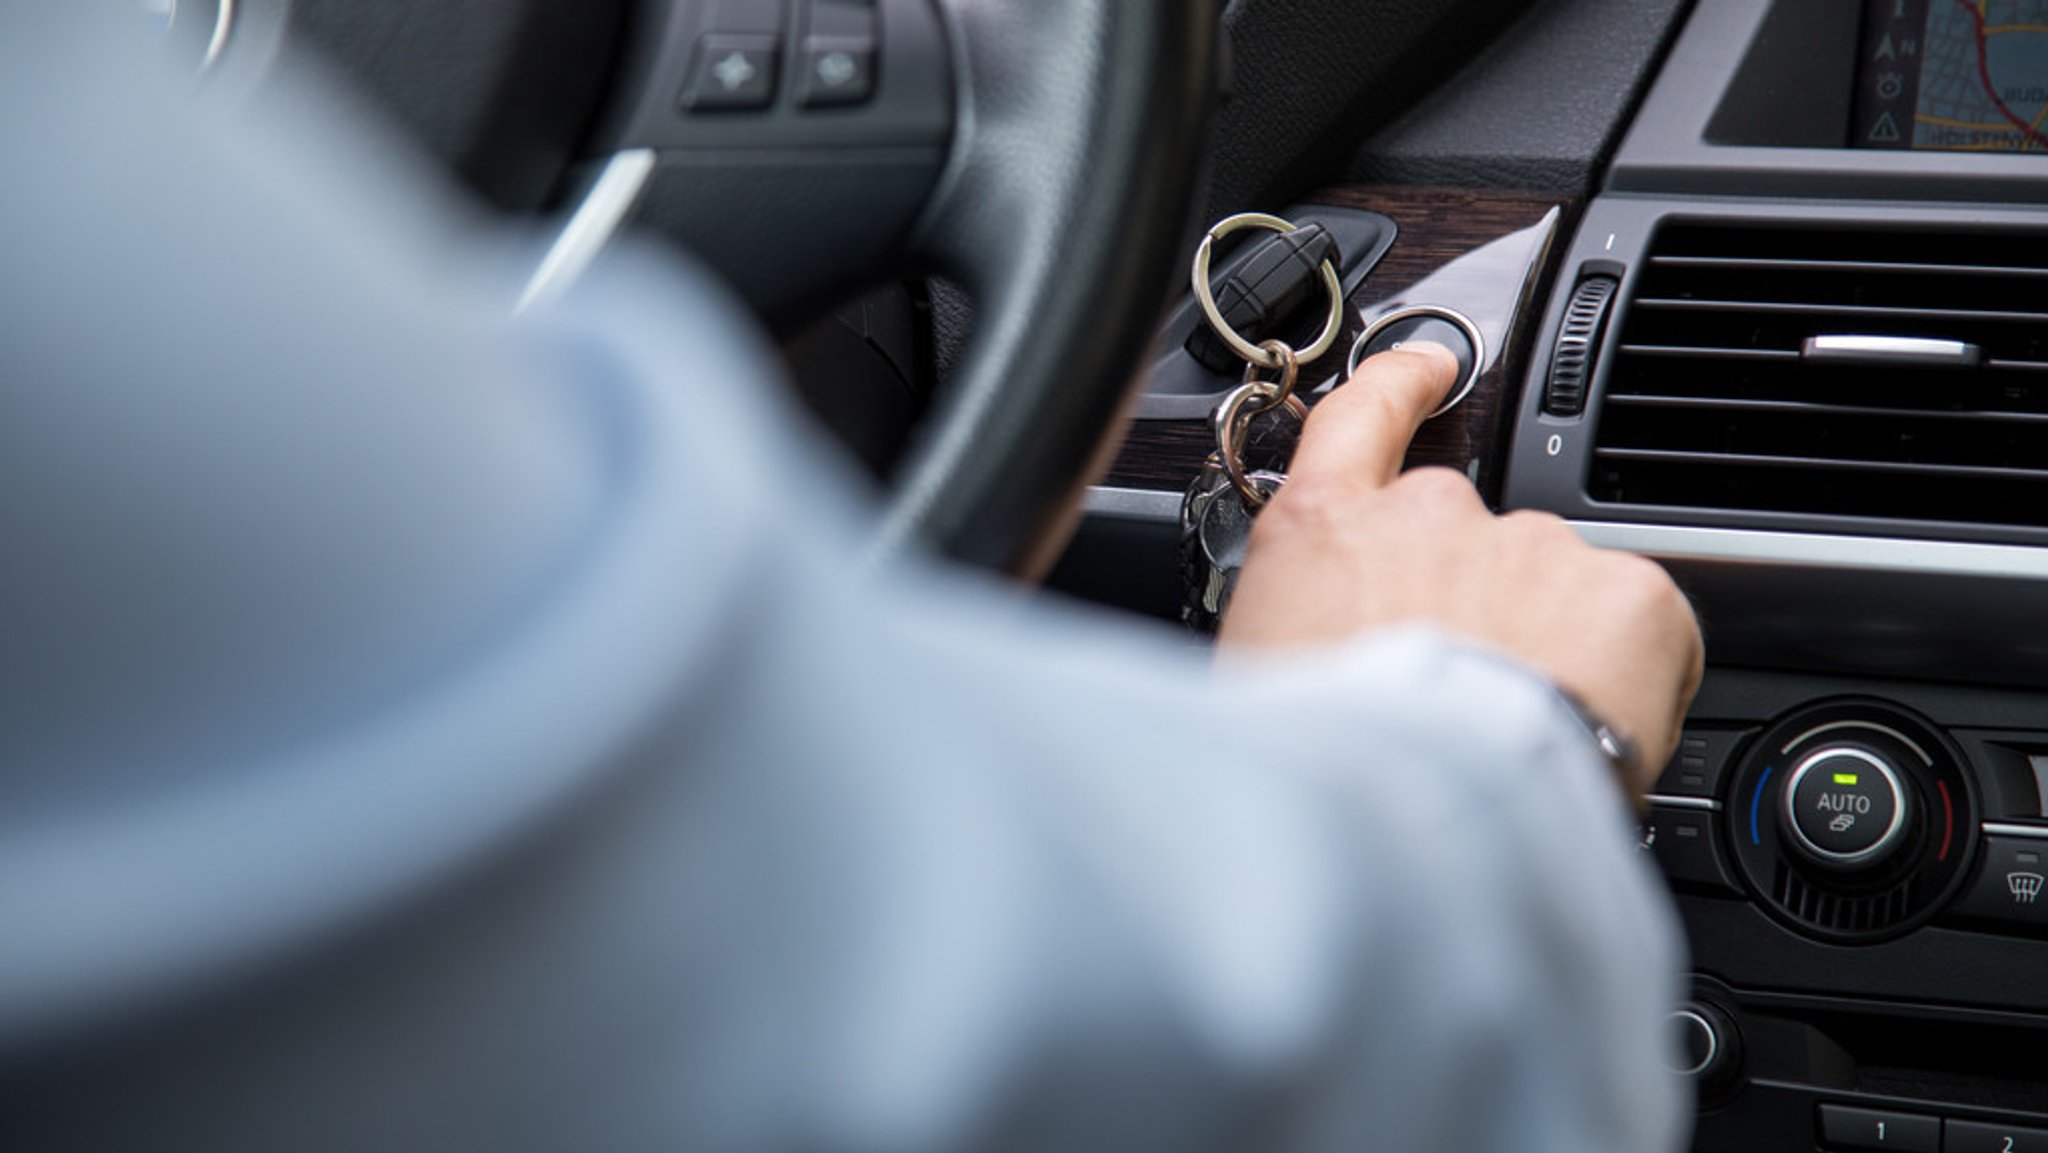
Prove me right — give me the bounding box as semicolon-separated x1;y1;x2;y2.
330;0;1215;577
874;0;1216;575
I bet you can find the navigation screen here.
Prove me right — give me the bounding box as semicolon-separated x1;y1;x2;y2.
1853;0;2048;152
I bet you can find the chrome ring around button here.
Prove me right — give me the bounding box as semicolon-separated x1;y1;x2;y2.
1666;1009;1718;1078
1345;304;1487;419
1190;213;1345;369
1780;747;1909;867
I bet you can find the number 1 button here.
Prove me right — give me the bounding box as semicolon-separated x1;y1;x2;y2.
1818;1105;1938;1152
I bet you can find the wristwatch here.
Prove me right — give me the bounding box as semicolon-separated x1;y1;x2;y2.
1557;689;1644;783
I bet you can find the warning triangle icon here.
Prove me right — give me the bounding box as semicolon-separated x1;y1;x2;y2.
1870;111;1902;143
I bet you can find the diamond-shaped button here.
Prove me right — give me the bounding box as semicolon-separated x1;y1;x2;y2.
682;35;779;111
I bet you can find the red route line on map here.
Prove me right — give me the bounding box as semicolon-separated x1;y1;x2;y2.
1950;0;2048;149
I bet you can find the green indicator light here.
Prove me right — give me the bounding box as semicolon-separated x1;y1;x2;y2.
1833;772;1860;785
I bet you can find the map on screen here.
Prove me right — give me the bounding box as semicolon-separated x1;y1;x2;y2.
1854;0;2048;152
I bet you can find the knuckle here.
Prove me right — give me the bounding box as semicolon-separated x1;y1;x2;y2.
1257;474;1347;535
1609;553;1691;617
1392;466;1476;507
1501;507;1575;543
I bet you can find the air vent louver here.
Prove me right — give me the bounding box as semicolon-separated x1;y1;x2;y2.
1773;864;1917;938
1591;223;2048;536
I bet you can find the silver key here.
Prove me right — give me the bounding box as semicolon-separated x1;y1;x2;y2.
1179;460;1284;631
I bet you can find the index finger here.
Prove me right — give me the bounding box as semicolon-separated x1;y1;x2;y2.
1287;343;1460;489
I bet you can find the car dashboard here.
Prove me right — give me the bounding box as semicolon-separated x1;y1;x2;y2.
1080;1;2048;1148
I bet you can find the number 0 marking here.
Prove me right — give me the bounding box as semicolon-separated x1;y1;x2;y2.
1546;434;1564;457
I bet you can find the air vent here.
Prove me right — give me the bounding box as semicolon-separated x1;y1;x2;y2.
1590;223;2048;537
1773;865;1917;938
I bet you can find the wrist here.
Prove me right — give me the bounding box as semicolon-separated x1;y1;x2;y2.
1553;688;1647;797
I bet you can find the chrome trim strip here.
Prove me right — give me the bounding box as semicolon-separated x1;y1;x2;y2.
1083;502;2048;585
1085;485;1184;521
515;150;658;317
1569;521;2048;581
1983;822;2048;840
1803;334;1981;368
1646;794;1722;812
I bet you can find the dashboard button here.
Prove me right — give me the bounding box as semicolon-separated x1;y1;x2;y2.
1347;305;1484;417
1818;1104;1939;1152
1947;1120;2048;1153
1949;835;2048;934
1641;805;1738;894
1784;746;1909;868
1669;1008;1716;1076
1653;727;1751;800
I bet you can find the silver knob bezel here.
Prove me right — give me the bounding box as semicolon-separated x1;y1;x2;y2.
1345;305;1486;418
1666;1009;1718;1078
1781;746;1910;867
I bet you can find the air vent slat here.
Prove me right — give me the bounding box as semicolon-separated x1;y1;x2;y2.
1606;394;2048;428
1632;298;2048;326
1617;345;1802;362
1596;448;2048;484
1650;255;2048;281
1590;222;2048;537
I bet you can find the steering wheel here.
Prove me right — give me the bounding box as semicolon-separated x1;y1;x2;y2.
262;0;1216;575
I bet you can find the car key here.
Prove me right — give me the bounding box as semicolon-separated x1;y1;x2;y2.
1179;457;1287;631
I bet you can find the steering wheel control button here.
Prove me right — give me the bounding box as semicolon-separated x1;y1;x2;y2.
683;35;781;111
1947;1120;2048;1153
1783;746;1909;867
799;39;876;107
1818;1105;1940;1153
1346;305;1484;418
1948;835;2048;935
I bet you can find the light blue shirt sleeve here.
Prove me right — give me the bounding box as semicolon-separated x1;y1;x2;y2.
0;8;1688;1152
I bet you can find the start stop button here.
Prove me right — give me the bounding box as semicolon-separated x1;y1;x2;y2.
1782;746;1909;867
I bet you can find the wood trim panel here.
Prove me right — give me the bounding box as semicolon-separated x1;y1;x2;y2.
1103;186;1576;503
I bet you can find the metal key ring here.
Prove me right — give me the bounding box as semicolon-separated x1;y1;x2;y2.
1235;339;1300;418
1214;381;1309;509
1190;213;1345;369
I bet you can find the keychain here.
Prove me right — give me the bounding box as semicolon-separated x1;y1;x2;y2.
1178;344;1307;630
1178;214;1344;631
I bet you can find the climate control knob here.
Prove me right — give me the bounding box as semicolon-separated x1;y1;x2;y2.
1781;745;1912;870
1725;700;1974;942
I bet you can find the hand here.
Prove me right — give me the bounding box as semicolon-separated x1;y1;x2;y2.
1217;343;1705;796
